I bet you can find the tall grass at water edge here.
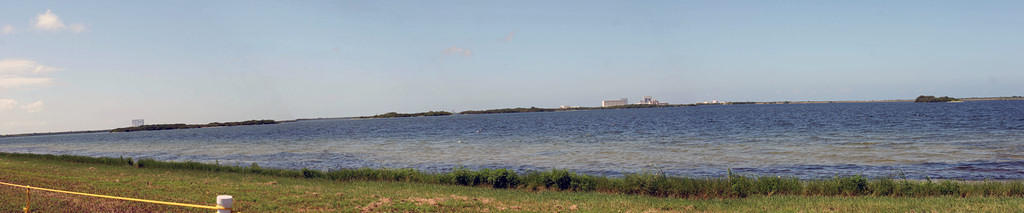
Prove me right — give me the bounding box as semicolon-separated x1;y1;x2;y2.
3;152;1023;199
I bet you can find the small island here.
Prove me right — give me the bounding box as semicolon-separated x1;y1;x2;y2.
915;95;961;103
458;107;557;114
357;111;453;119
110;120;278;132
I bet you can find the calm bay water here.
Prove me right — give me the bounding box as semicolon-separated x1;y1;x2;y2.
2;101;1023;179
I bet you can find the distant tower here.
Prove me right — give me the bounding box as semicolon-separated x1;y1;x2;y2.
131;119;145;127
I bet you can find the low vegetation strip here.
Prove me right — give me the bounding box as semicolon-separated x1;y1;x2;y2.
915;95;961;103
2;153;1024;212
109;120;278;132
458;104;693;115
2;152;1023;199
458;107;558;114
358;111;454;119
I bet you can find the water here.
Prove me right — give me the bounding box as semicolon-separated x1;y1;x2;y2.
2;101;1023;180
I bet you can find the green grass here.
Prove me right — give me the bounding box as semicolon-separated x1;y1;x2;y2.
4;152;1024;199
1;152;1023;212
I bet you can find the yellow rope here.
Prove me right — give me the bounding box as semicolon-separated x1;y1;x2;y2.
24;188;29;213
0;181;227;210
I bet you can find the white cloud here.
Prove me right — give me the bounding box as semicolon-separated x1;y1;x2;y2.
0;99;16;111
0;59;59;89
0;59;62;74
0;77;54;89
21;101;44;113
0;99;45;113
33;9;85;33
442;46;473;56
1;25;13;34
35;10;66;31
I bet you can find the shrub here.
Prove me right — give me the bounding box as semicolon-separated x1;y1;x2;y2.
938;180;960;195
871;177;896;196
1008;182;1024;197
547;169;574;190
452;167;479;186
302;168;324;179
728;171;753;198
838;175;869;195
488;169;520;188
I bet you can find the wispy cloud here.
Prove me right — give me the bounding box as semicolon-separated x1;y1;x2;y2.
1;25;13;35
21;101;44;113
0;77;54;89
69;24;86;33
1;120;47;129
34;9;86;33
442;46;473;56
0;59;59;89
0;59;61;74
0;99;16;111
503;32;516;42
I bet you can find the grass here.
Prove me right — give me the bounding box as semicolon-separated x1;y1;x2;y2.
7;153;1022;198
1;153;1023;212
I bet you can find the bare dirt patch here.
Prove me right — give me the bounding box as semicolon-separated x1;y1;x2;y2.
359;197;391;213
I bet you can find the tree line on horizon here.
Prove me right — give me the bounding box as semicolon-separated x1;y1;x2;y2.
915;95;960;103
110;120;278;132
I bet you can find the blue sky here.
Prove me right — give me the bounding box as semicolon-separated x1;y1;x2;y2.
1;0;1022;133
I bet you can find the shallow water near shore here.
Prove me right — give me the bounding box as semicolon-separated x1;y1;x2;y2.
2;101;1023;180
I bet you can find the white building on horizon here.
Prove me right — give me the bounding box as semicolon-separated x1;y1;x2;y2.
639;96;660;105
131;119;145;127
700;100;725;104
638;96;668;105
602;98;628;107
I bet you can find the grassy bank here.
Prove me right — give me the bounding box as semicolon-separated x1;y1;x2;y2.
2;153;1023;212
3;153;1024;199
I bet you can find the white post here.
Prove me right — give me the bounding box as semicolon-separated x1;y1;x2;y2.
216;195;233;213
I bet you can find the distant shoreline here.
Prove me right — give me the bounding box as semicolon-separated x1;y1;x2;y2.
3;96;1021;137
108;120;278;133
0;120;280;138
0;129;111;138
458;103;694;115
729;96;1024;105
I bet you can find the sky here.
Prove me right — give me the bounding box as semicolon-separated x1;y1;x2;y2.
1;0;1023;134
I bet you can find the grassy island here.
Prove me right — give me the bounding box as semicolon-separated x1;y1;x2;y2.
109;120;278;132
358;111;454;119
2;152;1023;212
915;95;961;103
